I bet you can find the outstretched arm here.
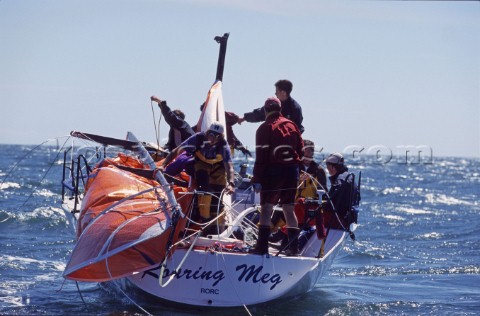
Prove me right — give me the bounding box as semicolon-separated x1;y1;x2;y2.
242;107;266;123
151;96;185;128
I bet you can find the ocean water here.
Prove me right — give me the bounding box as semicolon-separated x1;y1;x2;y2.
0;143;479;315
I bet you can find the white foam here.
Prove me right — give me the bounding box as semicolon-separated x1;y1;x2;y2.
0;279;34;307
421;232;442;239
33;189;57;198
2;254;66;272
425;193;473;206
384;215;405;221
16;207;65;222
382;187;402;194
397;207;432;215
0;182;21;189
0;295;26;307
35;271;62;281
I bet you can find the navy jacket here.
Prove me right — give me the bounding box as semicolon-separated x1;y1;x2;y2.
243;96;304;133
326;167;355;217
159;101;195;151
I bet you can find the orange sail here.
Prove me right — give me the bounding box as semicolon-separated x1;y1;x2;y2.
63;154;190;282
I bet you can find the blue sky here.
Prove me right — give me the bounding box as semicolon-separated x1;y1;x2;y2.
0;1;478;158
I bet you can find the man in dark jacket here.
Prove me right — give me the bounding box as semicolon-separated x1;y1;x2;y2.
240;79;304;134
150;96;195;152
250;96;304;256
323;152;355;229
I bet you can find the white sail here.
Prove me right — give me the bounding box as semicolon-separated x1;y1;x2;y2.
197;80;228;140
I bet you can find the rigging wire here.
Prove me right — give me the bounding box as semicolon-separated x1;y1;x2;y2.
150;100;162;150
57;262;90;313
0;136;67;188
297;171;347;231
74;281;89;310
154;189;253;314
216;188;253;314
157;190;233;287
103;215;161;316
0;136;72;212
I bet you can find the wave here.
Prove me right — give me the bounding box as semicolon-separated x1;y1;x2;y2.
336;264;480;277
425;193;474;206
416;232;444;239
1;254;66;272
0;181;21;190
32;188;58;198
0;281;33;308
397;207;432;215
0;207;68;229
381;187;403;195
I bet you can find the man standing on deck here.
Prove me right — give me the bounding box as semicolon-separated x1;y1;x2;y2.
250;97;304;256
268;139;328;248
150;96;195;152
239;79;304;134
160;121;235;235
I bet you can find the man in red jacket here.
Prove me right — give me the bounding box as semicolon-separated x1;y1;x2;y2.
251;97;304;256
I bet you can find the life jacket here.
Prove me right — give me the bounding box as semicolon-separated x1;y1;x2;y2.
192;133;226;165
297;177;318;199
297;161;327;199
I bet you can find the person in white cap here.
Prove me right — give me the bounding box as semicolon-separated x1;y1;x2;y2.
161;121;235;235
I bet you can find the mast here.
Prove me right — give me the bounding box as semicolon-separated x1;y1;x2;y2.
214;33;229;82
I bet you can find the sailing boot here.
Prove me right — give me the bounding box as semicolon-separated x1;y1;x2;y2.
198;194;212;221
284;228;300;256
269;230;287;250
269;230;286;243
251;225;271;255
197;194;213;235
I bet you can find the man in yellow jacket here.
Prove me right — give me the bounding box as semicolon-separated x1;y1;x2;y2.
297;139;327;199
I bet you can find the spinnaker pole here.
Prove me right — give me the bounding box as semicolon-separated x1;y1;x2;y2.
126;132;182;219
214;33;229;82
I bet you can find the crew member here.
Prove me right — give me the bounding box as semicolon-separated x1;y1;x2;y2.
297;139;327;199
150;96;195;152
195;104;252;157
250;97;303;256
323;152;355;228
161;122;235;234
240;79;304;134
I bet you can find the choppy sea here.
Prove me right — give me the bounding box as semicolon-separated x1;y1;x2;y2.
0;143;479;315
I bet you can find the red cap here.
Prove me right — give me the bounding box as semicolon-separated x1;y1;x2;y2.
264;97;281;113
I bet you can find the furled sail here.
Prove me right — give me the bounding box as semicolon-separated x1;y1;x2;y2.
196;80;228;139
63;148;190;282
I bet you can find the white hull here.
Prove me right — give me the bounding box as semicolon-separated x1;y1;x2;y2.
122;229;347;307
64;200;350;307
